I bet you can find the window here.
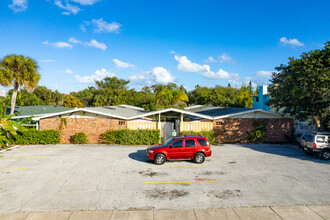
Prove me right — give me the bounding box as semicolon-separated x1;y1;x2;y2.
304;135;314;142
316;136;326;143
119;121;125;125
216;121;223;126
185;139;196;147
256;97;259;102
171;140;183;148
197;138;208;146
164;138;174;147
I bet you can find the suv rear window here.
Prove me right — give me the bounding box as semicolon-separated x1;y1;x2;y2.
185;139;196;147
197;138;208;146
316;136;326;143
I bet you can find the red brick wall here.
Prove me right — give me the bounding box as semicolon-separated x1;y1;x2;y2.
39;118;127;144
213;118;293;143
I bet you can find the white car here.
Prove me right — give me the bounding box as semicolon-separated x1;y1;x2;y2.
299;132;330;160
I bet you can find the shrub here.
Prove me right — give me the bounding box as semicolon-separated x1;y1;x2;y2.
102;129;160;145
180;130;216;145
14;129;60;145
72;132;88;144
247;120;267;143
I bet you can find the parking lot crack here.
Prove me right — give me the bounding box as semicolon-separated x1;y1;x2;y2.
58;172;76;192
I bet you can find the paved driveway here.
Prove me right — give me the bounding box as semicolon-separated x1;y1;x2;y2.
0;144;329;213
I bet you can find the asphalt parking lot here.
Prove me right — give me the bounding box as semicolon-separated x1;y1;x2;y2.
0;144;329;213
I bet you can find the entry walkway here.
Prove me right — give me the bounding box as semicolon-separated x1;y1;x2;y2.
1;205;329;220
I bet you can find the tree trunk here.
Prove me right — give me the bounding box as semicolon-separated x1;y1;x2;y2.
316;110;325;131
9;85;19;115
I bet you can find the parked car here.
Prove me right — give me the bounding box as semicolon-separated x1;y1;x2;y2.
146;135;212;165
299;132;330;160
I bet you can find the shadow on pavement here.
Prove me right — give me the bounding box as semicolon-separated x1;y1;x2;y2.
128;150;153;164
236;144;328;164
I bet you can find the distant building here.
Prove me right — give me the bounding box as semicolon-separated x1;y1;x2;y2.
0;89;9;97
251;85;270;111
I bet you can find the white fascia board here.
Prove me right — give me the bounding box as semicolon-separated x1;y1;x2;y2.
213;109;283;119
32;108;128;120
127;108;213;120
12;114;45;119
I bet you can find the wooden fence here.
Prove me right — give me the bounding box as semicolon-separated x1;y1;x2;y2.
127;121;159;130
180;122;213;132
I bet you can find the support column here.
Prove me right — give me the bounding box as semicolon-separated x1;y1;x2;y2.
158;113;161;143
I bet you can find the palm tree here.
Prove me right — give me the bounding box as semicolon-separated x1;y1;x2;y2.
0;55;40;115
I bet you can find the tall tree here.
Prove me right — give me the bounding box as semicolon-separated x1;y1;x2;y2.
0;55;40;115
269;41;330;131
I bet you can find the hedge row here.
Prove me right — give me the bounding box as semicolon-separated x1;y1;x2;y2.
180;130;216;145
102;129;160;145
14;129;61;145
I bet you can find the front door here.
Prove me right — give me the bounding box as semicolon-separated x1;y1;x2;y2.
167;140;184;159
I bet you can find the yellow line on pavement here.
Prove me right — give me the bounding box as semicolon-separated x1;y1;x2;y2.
18;148;64;150
2;168;28;170
146;165;205;168
0;156;48;159
144;180;218;184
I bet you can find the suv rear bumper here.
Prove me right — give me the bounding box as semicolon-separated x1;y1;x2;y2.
303;147;323;153
205;150;212;157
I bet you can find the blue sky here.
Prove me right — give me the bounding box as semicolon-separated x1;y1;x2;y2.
1;0;329;93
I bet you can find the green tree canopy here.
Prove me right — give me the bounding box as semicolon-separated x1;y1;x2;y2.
269;41;330;131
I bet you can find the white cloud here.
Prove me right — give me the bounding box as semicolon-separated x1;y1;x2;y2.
175;55;210;72
86;39;107;50
256;70;273;78
9;0;28;12
169;51;176;54
207;56;216;62
55;1;81;15
43;38;106;50
91;18;121;33
280;37;304;47
75;68;115;83
152;67;175;84
42;40;73;49
207;53;232;63
130;67;175;85
71;0;100;5
174;54;239;81
218;53;232;63
63;68;74;74
68;37;83;44
202;69;230;79
53;42;73;48
113;59;135;69
80;24;87;32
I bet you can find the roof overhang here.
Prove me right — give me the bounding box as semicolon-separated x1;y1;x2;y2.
32;108;128;120
127;108;213;120
213;109;284;119
31;107;287;121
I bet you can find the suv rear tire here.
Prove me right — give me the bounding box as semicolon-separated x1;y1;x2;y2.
194;152;205;164
321;149;330;160
154;154;166;165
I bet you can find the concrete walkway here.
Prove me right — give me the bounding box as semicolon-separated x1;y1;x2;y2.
1;205;329;220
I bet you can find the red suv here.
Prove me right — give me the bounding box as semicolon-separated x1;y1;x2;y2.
146;135;212;165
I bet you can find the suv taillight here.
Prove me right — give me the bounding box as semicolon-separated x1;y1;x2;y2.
313;143;317;148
